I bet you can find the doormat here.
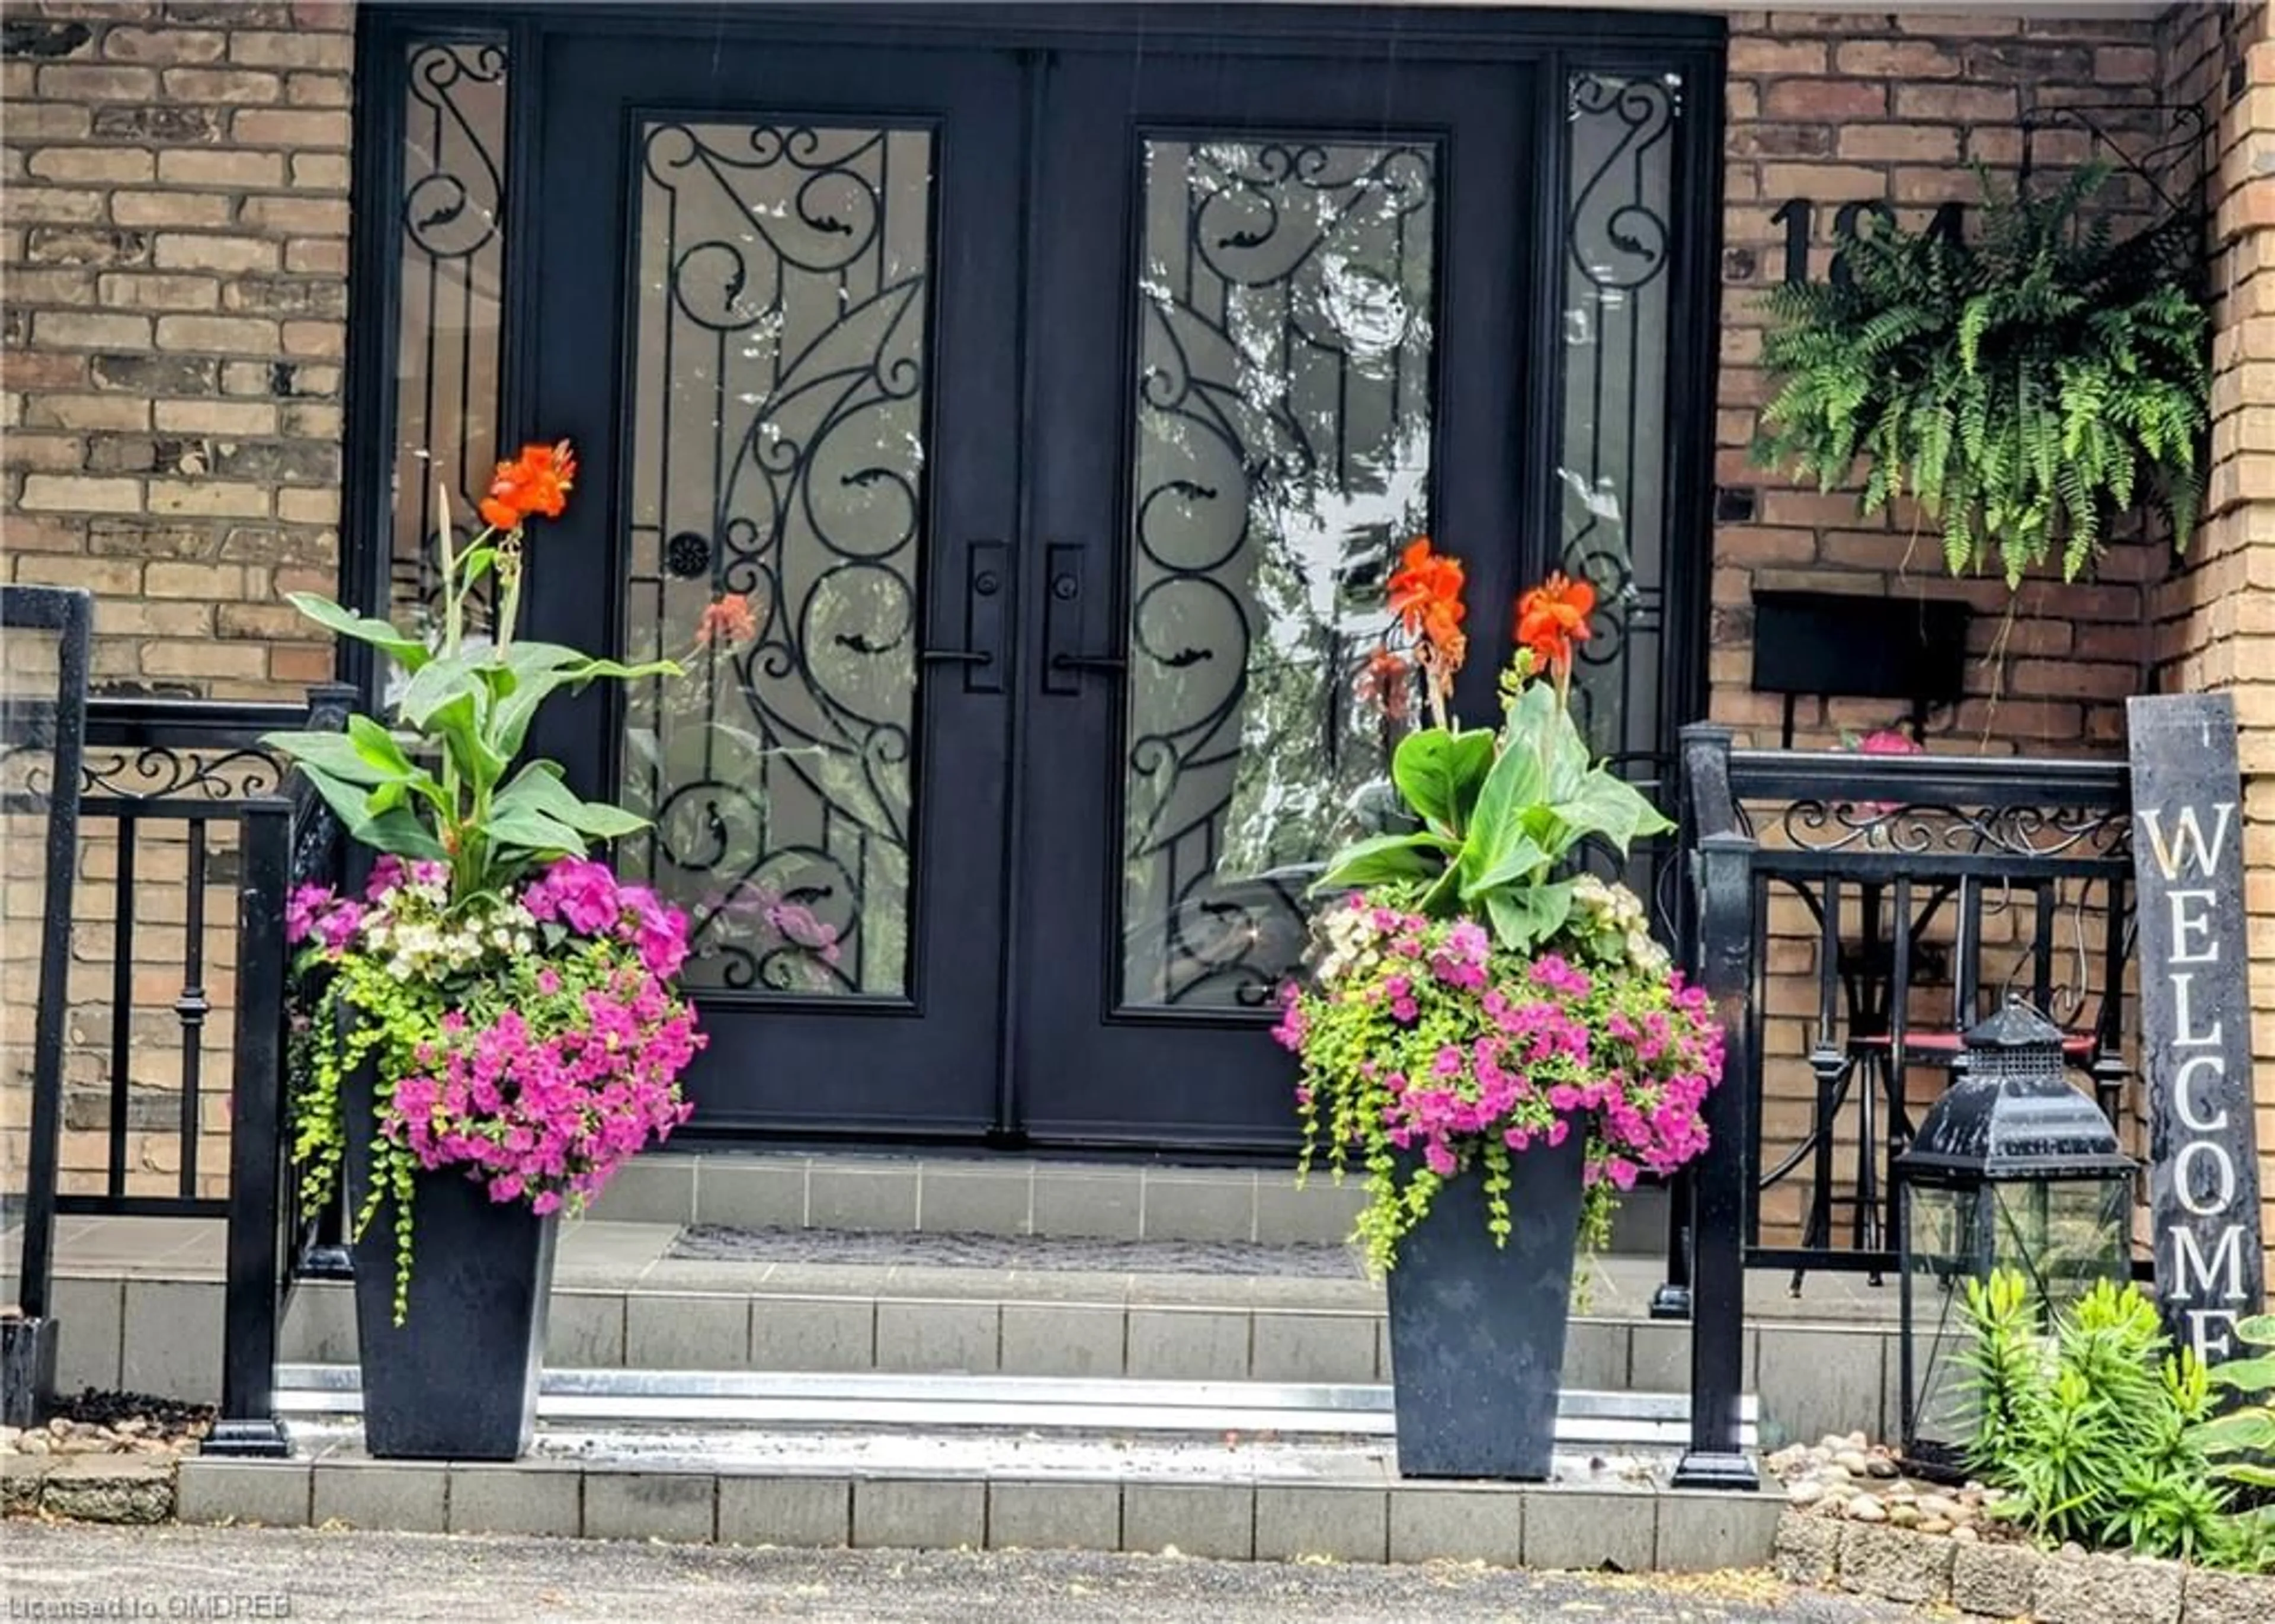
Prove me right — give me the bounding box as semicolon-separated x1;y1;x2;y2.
667;1225;1366;1278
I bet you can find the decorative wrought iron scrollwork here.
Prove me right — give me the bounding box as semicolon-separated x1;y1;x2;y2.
1119;137;1437;1008
389;37;508;643
1767;797;2133;861
621;121;930;998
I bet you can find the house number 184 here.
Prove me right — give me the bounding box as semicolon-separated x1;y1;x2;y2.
1774;198;1966;286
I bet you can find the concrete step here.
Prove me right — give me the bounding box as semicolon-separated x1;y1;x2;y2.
180;1414;1786;1571
591;1151;1670;1252
268;1365;1760;1452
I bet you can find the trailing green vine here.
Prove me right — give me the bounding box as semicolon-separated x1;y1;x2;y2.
1757;164;2209;585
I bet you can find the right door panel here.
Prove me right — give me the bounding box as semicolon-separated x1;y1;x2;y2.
1014;50;1536;1148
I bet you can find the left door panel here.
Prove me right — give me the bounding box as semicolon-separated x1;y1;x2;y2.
526;34;1025;1136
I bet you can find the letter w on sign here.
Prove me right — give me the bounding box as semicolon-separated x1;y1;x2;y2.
2127;693;2265;1367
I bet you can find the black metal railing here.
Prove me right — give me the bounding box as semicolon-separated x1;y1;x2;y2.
1668;720;2135;1485
2;615;352;1433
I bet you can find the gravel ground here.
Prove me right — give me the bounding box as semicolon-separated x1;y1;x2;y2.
669;1224;1364;1278
0;1522;1932;1622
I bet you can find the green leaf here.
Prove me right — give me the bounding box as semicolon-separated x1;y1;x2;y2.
1310;830;1453;895
1550;769;1675;859
483;807;587;857
1391;728;1495;836
283;592;429;672
261;729;402;788
345;714;416;779
1484;879;1577;951
491;761;649;839
1458;737;1549;898
424;688;508;797
394;652;486;732
290;761;449;861
1457;830;1549;900
490;654;680;762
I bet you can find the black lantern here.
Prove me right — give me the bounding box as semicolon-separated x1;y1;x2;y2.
1894;996;2135;1479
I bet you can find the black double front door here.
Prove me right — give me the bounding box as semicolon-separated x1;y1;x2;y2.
527;16;1537;1149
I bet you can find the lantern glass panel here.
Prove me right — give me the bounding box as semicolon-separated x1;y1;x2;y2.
1902;1174;2130;1472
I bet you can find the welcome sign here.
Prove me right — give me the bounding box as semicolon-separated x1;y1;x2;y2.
2127;693;2266;1366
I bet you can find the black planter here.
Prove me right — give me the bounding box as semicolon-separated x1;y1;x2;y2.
1385;1126;1589;1480
344;1072;556;1461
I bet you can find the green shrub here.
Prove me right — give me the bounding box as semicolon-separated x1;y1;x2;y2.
2191;1313;2275;1572
1959;1271;2233;1565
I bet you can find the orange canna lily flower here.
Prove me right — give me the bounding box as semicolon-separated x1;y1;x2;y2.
1387;537;1465;647
479;439;578;533
1515;571;1595;678
1356;646;1414;722
695;591;758;648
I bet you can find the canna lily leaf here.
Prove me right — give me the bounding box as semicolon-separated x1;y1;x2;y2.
283;592;430;672
1390;728;1495;837
1310;829;1453;895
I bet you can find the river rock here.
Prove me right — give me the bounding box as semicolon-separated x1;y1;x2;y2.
1847;1494;1888;1523
1789;1479;1828;1507
1834;1450;1872;1475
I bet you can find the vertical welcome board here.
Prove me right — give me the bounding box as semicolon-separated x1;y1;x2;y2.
2127;692;2266;1366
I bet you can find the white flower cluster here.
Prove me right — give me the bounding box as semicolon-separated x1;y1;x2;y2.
366;883;537;984
1569;873;1671;978
1311;902;1388;988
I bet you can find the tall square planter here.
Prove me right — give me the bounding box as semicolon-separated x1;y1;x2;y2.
1385;1127;1588;1480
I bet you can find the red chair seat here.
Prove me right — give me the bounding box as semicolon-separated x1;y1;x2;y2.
1850;1029;2095;1057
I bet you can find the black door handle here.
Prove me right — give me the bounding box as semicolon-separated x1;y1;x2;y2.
927;541;1006;694
1049;652;1125;674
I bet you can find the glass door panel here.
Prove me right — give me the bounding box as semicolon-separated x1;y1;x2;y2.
1119;136;1438;1010
619;120;934;1000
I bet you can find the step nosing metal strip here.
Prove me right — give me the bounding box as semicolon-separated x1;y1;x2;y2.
268;1364;1756;1446
274;1363;1755;1420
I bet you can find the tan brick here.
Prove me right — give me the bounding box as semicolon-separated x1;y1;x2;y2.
18;475;142;515
102;26;228;65
139;640;269;681
36;65;159;101
146;482;269;519
161;67;282;104
145;562;245;599
4;268;97;304
25;148;156;185
8;556;143;595
283;238;346;275
1757;164;1889;203
284;72;351;110
155;149;286;189
1;189;106;225
31;310;152;350
96;273;220;312
229;32;353;71
287;152;349;191
236;195;348;236
2;433;85;472
230;109;350;149
153;235;277;274
1893;84;2020;122
215;601;312;640
1763;79;1888;120
112;192;233;229
1729;39;1827;75
1836;125;1963;164
96;599;217;638
281;320;343;358
1834;40;1964;78
2;104;92;140
153;314;278;353
153;399;276;436
22;393;150;432
276;488;338;525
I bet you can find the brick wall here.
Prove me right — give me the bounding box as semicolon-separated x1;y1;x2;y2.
2;0;352;704
2;0;355;1202
1713;8;2168;759
2155;0;2275;1272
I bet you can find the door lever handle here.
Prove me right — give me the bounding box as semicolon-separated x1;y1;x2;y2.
1049;651;1125;674
921;648;991;665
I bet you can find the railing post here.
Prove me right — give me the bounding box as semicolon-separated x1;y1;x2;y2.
1673;827;1761;1491
205;798;292;1458
1654;723;1738;1322
2;586;91;1427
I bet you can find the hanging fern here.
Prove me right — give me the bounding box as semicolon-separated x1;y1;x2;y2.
1756;165;2210;586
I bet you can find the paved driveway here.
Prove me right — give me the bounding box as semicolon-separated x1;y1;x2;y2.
0;1522;1931;1622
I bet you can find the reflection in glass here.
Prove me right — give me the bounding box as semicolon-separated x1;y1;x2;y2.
389;40;508;652
1119;138;1437;1010
619;123;933;998
1561;72;1678;763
